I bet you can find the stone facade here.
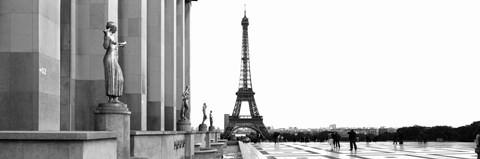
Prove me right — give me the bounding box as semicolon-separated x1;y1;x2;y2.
0;0;191;132
0;0;219;159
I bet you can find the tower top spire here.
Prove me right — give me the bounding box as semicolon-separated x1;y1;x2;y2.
241;4;249;25
244;4;246;17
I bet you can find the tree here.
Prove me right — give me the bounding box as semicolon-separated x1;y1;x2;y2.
397;125;427;141
425;126;458;141
376;132;395;141
455;121;480;142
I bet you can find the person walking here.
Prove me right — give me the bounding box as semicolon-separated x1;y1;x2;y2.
475;128;480;158
327;132;334;150
398;133;404;145
348;130;357;151
393;133;398;145
333;132;340;148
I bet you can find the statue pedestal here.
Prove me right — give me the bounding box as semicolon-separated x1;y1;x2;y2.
198;124;207;131
208;125;215;131
177;119;191;131
94;102;131;159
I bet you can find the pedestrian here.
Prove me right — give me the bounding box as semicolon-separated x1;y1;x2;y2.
348;130;357;151
333;132;341;148
475;128;480;158
476;129;479;147
328;132;334;150
393;133;398;145
398;133;404;145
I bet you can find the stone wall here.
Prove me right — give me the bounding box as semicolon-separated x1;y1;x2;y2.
0;0;202;158
0;131;117;159
131;131;195;159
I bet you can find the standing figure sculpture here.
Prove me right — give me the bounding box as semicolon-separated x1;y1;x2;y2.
180;85;190;120
103;21;127;103
209;110;213;126
202;103;207;124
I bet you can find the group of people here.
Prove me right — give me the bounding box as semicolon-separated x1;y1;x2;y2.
328;130;358;151
327;132;341;149
274;135;284;144
392;132;404;145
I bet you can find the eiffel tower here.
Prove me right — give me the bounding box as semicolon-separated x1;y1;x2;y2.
223;9;269;139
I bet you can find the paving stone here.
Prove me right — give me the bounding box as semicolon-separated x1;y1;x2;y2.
249;142;477;159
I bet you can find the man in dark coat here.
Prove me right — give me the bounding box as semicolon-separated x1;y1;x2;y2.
333;132;340;148
348;129;357;151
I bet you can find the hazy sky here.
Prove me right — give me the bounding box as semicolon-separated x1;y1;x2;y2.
189;0;480;129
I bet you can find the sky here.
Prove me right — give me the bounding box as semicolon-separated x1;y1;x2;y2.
189;0;480;129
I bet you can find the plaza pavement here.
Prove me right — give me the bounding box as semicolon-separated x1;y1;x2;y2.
248;141;477;159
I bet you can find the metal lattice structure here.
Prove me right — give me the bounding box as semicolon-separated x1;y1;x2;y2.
223;10;269;139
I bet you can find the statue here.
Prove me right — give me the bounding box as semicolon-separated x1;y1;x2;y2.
176;85;191;131
209;110;213;126
180;85;190;120
202;103;207;124
103;21;126;103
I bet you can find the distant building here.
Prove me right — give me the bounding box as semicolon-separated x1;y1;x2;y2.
378;127;388;134
378;127;397;134
329;124;336;130
387;128;397;133
224;114;230;130
267;126;273;130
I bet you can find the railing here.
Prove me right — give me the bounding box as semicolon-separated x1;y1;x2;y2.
238;115;252;119
230;115;263;119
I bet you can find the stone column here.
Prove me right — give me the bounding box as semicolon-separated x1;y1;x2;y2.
184;1;192;130
185;1;191;100
60;0;76;131
164;0;177;131
176;0;191;131
73;0;118;130
175;0;185;121
205;132;212;148
118;0;148;131
185;133;195;159
0;0;61;131
147;0;166;131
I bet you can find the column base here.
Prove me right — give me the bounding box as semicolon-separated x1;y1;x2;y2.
208;125;215;131
198;124;207;131
95;102;130;114
94;102;131;159
177;119;191;131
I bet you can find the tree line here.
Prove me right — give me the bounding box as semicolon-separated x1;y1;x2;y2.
393;121;480;142
267;121;480;142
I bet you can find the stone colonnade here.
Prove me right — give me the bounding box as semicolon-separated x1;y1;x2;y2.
0;0;192;132
0;1;230;159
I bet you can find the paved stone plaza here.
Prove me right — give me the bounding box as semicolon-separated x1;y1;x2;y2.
250;142;478;159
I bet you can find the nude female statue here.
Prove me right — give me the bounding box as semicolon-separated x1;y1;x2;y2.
209;110;213;126
180;85;190;120
202;103;207;124
103;21;126;103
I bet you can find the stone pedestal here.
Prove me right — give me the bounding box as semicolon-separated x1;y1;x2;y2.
177;119;191;131
208;126;215;132
210;143;225;158
94;103;131;159
198;124;207;131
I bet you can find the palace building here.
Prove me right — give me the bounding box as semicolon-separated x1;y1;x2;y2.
0;1;224;159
